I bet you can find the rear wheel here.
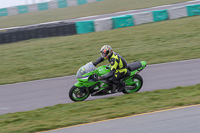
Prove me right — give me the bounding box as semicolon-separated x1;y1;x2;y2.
69;85;90;102
123;74;143;94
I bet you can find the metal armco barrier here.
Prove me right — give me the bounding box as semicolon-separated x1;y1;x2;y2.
0;22;76;44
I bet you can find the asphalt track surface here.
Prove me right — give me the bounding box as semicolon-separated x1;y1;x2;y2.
0;59;200;115
42;104;200;133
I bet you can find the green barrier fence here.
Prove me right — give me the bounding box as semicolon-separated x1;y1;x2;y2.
17;6;29;14
112;15;134;29
38;2;49;11
96;0;103;1
153;10;168;22
58;0;68;8
76;20;95;34
77;0;87;5
0;8;8;17
187;4;200;16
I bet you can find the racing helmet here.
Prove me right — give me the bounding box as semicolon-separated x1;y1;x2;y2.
100;45;113;59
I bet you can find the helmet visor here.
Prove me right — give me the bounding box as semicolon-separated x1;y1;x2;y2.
101;52;107;57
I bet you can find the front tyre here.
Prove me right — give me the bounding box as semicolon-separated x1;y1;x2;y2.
69;85;90;102
123;74;143;94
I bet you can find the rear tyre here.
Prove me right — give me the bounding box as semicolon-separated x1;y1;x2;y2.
122;74;143;94
69;85;90;102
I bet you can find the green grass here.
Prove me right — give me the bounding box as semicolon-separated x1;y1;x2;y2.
0;16;200;85
0;0;190;28
0;84;199;133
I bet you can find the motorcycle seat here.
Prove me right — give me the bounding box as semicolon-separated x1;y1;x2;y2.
127;62;142;71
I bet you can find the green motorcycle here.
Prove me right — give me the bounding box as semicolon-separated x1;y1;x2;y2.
69;61;146;102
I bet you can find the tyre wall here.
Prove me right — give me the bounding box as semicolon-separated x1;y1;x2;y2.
0;22;76;44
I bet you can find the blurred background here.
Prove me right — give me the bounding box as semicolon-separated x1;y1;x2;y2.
0;0;53;8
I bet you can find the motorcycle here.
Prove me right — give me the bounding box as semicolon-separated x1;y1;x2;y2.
69;60;146;102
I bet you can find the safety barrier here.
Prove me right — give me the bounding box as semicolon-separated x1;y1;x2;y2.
0;0;103;17
152;10;168;22
76;20;94;34
76;4;200;34
94;17;112;32
1;3;200;44
112;15;134;29
0;8;8;17
132;12;153;25
0;22;76;44
187;4;200;16
168;6;187;19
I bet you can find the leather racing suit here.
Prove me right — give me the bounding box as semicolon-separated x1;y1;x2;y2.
93;52;129;90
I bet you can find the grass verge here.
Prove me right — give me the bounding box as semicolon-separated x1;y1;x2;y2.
0;84;199;133
0;0;190;28
0;16;200;85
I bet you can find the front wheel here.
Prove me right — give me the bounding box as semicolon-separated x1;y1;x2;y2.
123;74;143;94
69;85;90;102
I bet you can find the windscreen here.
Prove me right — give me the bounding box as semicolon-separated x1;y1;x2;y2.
76;62;96;79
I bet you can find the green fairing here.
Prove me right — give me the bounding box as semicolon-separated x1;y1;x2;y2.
75;61;146;87
96;65;111;76
75;80;98;87
141;61;147;67
130;70;138;76
74;82;83;87
99;82;109;90
82;71;97;77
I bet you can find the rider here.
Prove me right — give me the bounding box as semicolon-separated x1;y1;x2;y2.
93;45;129;92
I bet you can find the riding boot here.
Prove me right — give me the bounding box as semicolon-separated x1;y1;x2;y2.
118;82;125;92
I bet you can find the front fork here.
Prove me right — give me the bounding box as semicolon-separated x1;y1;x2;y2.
79;86;86;93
